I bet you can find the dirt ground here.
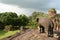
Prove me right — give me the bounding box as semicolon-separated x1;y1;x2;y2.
1;29;60;40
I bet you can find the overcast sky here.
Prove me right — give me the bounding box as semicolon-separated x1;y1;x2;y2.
0;0;60;16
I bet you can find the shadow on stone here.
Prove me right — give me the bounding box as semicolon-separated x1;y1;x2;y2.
54;31;60;40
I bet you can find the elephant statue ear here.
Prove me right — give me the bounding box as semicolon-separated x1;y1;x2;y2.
37;18;39;22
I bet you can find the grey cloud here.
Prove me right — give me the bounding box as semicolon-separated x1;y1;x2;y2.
1;0;52;11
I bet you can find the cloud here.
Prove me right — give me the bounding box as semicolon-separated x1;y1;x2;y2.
0;3;35;16
0;0;52;11
1;0;60;12
57;10;60;13
0;0;60;15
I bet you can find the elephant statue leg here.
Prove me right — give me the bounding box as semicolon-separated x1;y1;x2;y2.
42;26;45;33
40;25;45;33
48;26;51;37
39;25;42;33
48;26;53;37
50;27;53;37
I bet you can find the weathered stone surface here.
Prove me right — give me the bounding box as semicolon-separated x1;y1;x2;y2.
1;29;59;40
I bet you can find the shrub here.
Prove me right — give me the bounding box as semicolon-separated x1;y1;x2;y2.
4;25;12;32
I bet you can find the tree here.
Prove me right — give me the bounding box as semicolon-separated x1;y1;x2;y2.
0;12;18;25
28;11;44;28
0;12;18;30
18;14;29;26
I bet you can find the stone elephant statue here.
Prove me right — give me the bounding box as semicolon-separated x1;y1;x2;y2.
37;17;54;37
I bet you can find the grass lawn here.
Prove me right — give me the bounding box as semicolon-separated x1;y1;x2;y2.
0;30;19;39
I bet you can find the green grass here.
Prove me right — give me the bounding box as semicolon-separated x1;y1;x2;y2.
25;26;37;29
0;30;19;39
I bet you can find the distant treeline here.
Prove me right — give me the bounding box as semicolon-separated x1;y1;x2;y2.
0;12;60;31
